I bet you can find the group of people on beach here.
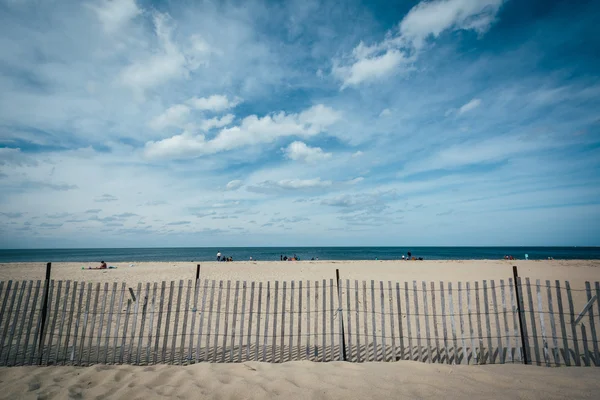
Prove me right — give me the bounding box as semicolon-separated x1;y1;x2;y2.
216;251;233;262
281;254;299;261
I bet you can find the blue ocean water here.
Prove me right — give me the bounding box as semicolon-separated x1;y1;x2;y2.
0;247;598;263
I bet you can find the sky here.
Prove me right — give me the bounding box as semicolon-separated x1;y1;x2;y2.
0;0;599;248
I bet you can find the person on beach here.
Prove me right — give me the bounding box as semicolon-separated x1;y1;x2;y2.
217;251;221;261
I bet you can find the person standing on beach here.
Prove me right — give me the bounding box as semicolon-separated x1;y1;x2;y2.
217;251;221;261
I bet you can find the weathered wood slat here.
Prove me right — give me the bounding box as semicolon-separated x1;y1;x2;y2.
329;279;335;361
94;282;108;364
596;282;600;366
287;281;293;362
0;280;13;363
525;278;540;365
422;281;432;363
78;282;92;365
120;299;132;364
516;278;530;364
196;280;209;363
0;281;6;331
272;281;279;363
380;281;387;361
154;282;166;364
431;282;441;363
554;280;570;366
322;280;327;362
103;282;117;364
212;280;224;363
581;324;590;366
137;283;150;364
448;282;458;365
362;281;368;361
163;281;175;363
297;281;302;360
230;281;240;363
440;281;449;364
490;280;503;364
221;280;231;363
262;281;271;362
482;281;493;364
346;280;353;362
306;281;311;360
510;278;523;362
55;281;70;364
474;281;484;364
172;280;184;364
371;281;378;361
545;280;560;366
62;281;77;365
466;282;476;364
39;280;55;365
46;280;62;365
396;282;404;361
355;280;361;362
147;283;158;363
500;280;512;363
129;283;142;364
13;280;32;365
584;282;599;366
21;281;39;365
69;282;85;363
4;280;26;365
254;282;262;361
404;282;413;362
281;281;287;363
388;281;397;363
239;281;248;362
535;280;550;367
180;280;191;363
188;280;198;362
412;281;421;362
458;282;467;365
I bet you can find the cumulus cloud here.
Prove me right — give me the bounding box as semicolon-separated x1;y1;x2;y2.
199;114;235;131
247;178;332;193
95;194;118;202
458;98;482;114
187;95;241;112
144;104;340;159
333;0;505;87
149;104;191;130
0;148;38;166
379;108;392;117
90;0;141;33
225;180;243;191
283;141;332;163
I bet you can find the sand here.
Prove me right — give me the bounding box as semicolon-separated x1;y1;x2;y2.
1;259;599;399
1;361;600;400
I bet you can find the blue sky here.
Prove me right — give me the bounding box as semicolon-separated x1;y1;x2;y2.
0;0;599;248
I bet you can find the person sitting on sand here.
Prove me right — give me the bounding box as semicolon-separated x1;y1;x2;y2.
99;261;107;269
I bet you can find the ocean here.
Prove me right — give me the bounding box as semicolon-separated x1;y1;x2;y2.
0;247;599;263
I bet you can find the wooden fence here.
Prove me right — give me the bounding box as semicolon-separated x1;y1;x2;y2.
0;274;599;367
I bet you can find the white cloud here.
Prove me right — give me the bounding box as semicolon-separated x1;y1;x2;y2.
225;180;243;191
379;108;391;117
0;148;38;166
249;178;332;192
188;95;240;112
347;177;364;185
352;151;363;157
283;141;332;163
149;104;190;130
199;114;235;131
90;0;141;33
333;0;505;87
459;98;482;114
144;104;340;159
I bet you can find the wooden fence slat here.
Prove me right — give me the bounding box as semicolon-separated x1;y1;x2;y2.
230;281;240;363
129;283;142;364
120;299;132;364
457;282;468;365
180;280;191;364
94;282;108;364
188;280;199;362
39;280;55;365
46;280;61;365
422;281;432;363
154;282;166;364
212;280;224;363
371;280;378;361
536;280;550;367
24;281;41;365
389;281;397;363
545;280;560;366
412;281;420;362
322;280;327;362
14;280;32;365
62;281;77;365
221;280;232;363
431;282;440;363
525;278;540;365
78;282;92;365
239;281;248;362
482;281;493;364
329;279;335;362
70;282;85;363
581;324;590;366
596;282;600;365
510;278;523;362
500;280;512;363
466;282;476;364
362;281;368;361
137;283;150;365
272;281;279;362
474;281;484;364
584;282;599;366
346;280;353;362
0;281;7;334
491;280;503;364
297;281;302;360
281;281;287;363
163;281;175;363
171;280;184;364
288;281;294;362
55;280;70;364
103;283;117;364
440;281;449;364
263;281;271;362
0;280;14;364
147;283;157;363
196;280;209;363
516;278;530;364
554;280;570;366
404;282;413;362
380;281;387;361
18;281;35;365
396;282;404;361
448;282;458;365
4;280;26;365
254;282;262;361
354;280;361;362
306;281;311;360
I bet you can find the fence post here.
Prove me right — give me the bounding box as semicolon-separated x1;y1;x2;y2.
513;266;529;365
196;264;201;282
336;269;347;361
38;262;52;363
